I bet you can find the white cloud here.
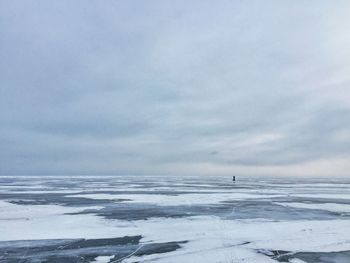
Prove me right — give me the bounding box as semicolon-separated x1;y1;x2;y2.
1;0;350;176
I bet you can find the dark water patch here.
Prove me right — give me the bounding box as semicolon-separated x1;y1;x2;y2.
71;201;245;220
222;200;343;220
259;249;350;263
0;193;120;207
1;191;347;221
70;199;346;221
0;236;141;254
58;236;142;249
110;240;187;262
0;237;186;263
74;203;190;220
272;196;350;205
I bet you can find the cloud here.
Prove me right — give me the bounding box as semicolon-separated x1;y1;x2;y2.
1;0;350;176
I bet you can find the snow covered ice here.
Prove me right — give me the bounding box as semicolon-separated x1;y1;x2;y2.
0;176;350;263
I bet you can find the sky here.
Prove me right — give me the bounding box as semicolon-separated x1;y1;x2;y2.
1;0;350;176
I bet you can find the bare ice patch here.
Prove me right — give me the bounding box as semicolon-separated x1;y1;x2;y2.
275;202;350;213
66;193;283;206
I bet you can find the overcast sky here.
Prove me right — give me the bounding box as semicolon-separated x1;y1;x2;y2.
1;1;350;176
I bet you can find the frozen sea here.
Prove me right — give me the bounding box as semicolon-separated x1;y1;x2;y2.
0;176;350;263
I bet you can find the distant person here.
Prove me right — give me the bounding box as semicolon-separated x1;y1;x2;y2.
232;176;236;182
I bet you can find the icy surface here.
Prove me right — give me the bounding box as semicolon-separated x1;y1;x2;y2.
0;176;350;263
275;202;350;213
67;192;283;206
93;256;114;263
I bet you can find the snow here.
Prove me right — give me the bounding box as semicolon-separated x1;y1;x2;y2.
117;216;350;262
93;256;114;263
0;200;103;220
123;246;277;263
288;259;307;263
0;200;112;241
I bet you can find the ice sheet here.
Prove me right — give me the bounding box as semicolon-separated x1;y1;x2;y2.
2;176;350;262
67;193;283;206
1;200;350;260
292;194;350;200
275;202;350;213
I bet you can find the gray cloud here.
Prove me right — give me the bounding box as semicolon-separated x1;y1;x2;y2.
1;0;350;176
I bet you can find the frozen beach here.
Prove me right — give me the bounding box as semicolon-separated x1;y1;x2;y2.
0;176;350;263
